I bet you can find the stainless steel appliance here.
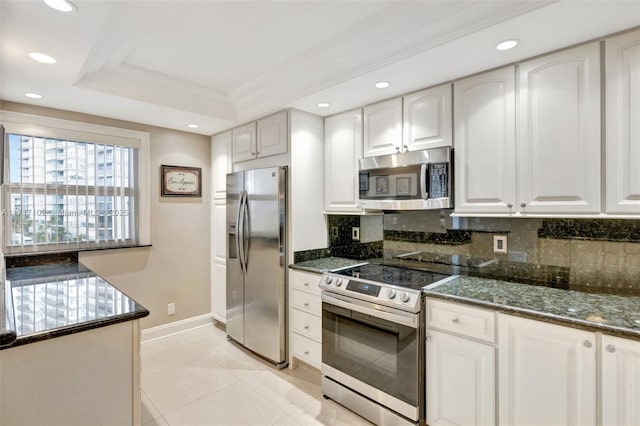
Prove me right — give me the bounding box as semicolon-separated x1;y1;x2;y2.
359;147;452;210
319;264;454;426
226;166;287;367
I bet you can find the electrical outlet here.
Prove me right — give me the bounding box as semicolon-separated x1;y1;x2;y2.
331;226;339;238
168;303;175;315
493;235;507;254
352;227;360;241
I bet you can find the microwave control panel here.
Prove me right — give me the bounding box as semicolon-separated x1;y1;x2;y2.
428;163;449;198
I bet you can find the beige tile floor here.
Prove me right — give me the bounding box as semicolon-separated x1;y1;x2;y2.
141;324;374;426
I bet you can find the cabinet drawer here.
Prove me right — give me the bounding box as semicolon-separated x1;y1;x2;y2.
292;309;322;342
426;299;496;343
292;333;321;368
290;270;322;296
291;289;321;316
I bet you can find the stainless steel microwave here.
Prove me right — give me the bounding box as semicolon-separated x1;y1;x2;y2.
358;147;452;210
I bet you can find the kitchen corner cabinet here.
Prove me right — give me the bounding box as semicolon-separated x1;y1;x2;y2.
403;83;452;151
324;109;363;212
363;98;402;157
232;111;288;163
289;269;322;368
498;314;596;426
517;42;601;214
606;29;640;214
425;300;496;426
212;130;232;199
211;199;227;323
211;131;231;323
601;334;640;426
454;66;516;214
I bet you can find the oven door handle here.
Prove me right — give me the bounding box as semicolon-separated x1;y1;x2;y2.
321;292;418;329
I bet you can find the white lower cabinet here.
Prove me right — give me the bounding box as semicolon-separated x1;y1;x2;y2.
290;269;322;369
425;299;496;426
498;314;596;426
426;329;495;426
601;334;640;426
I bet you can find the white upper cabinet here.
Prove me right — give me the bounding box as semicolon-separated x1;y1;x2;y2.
212;131;232;199
231;122;257;163
232;111;288;164
498;314;596;426
403;83;452;151
517;42;601;214
454;66;516;214
256;110;288;158
325;109;363;212
601;334;640;426
363;98;402;157
606;29;640;215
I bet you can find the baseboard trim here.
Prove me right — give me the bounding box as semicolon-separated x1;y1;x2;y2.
141;313;214;343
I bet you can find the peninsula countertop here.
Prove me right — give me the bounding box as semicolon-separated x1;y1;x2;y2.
0;261;149;350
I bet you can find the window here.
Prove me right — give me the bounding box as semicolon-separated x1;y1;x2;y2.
1;112;150;254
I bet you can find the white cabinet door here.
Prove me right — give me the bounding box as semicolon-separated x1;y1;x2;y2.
211;199;226;323
517;42;601;214
257;110;288;158
498;314;596;426
363;98;402;157
601;335;640;426
403;83;452;151
426;329;495;426
325;109;363;212
454;66;516;214
212;131;231;199
232;122;257;163
606;30;640;214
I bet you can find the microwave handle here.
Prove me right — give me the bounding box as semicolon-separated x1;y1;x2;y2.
421;164;429;199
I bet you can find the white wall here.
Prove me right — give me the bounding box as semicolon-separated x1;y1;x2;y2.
1;101;211;329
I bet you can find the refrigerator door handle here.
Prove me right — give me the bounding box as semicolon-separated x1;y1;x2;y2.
242;190;250;270
237;190;247;275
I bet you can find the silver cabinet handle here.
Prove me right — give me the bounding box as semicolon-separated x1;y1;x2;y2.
304;325;310;330
520;202;527;208
452;317;460;324
583;340;592;348
395;146;400;152
250;152;256;155
606;344;616;353
304;351;310;356
303;282;309;287
304;302;310;308
507;203;513;208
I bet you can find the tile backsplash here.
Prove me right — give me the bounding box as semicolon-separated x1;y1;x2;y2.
383;210;640;290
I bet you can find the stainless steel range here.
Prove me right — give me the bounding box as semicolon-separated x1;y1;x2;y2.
319;263;455;426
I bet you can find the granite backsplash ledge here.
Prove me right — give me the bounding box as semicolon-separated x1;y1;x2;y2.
383;212;640;291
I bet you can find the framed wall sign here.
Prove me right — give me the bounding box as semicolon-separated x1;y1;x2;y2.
161;165;202;197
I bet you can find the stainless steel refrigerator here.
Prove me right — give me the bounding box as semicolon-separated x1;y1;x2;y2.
226;166;287;367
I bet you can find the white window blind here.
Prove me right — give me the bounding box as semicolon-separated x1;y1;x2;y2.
1;112;150;254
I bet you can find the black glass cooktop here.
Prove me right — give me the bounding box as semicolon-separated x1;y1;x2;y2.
333;263;450;290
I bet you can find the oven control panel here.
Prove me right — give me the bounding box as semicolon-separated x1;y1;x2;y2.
319;273;421;313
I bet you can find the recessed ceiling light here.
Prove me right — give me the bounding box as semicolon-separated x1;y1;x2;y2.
496;39;520;51
187;124;199;129
44;0;77;13
374;81;390;89
28;52;57;64
24;93;43;99
317;102;330;108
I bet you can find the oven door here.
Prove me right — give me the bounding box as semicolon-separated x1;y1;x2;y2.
321;292;421;421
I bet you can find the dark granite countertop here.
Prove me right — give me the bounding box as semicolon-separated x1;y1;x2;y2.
0;262;149;350
424;275;640;340
289;257;368;274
